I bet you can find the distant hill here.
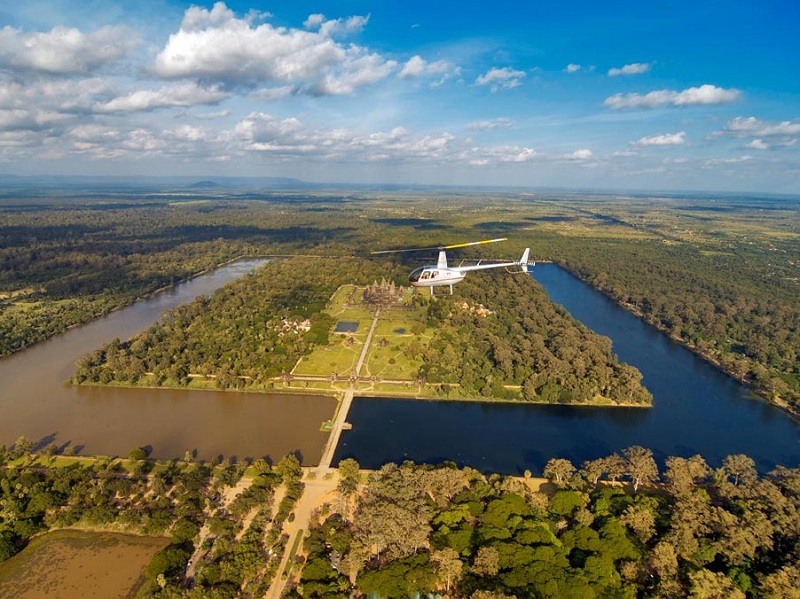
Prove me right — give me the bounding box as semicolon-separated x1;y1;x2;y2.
188;180;223;189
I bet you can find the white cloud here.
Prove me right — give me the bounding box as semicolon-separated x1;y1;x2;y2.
566;148;593;160
475;67;525;92
745;139;768;150
399;55;453;79
605;84;740;109
633;131;687;146
505;147;536;162
304;14;326;29
0;25;138;75
194;109;231;120
468;118;513;131
703;155;752;167
565;64;582;73
608;62;651;76
0;78;115;135
318;15;370;37
94;83;229;113
312;51;397;96
153;3;390;94
724;116;800;137
229;111;539;167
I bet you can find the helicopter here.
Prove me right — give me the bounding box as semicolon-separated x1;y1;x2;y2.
372;238;532;295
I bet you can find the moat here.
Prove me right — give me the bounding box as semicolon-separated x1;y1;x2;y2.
0;260;797;472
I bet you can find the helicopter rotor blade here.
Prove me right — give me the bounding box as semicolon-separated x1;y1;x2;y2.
370;245;444;255
371;237;507;255
442;238;508;250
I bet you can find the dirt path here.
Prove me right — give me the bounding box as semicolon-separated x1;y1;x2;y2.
266;473;339;598
185;476;254;581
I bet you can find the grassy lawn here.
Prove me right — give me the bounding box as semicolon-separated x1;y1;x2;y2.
293;335;363;376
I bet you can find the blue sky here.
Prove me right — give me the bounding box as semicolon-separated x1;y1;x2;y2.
0;1;798;193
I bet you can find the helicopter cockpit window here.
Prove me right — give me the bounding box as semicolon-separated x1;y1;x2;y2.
408;267;424;282
430;271;438;279
421;271;431;280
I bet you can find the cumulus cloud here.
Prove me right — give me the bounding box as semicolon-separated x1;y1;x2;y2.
303;14;326;29
504;147;536;162
399;55;453;80
152;3;391;94
724;116;800;137
312;51;396;95
565;64;582;73
608;62;651;76
468;118;513;131
94;83;229;113
745;139;768;150
633;131;687;146
475;67;525;91
0;78;114;135
0;24;138;75
230;111;539;167
604;84;740;109
566;148;593;160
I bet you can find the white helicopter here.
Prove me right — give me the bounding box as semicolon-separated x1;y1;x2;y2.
372;238;532;294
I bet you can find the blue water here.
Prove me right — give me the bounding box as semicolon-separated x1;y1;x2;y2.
334;264;800;474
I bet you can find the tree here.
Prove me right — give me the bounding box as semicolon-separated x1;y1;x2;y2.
689;569;745;599
649;541;678;579
433;547;463;593
337;458;361;496
13;435;33;458
621;504;656;544
543;458;575;486
128;446;149;461
623;446;658;492
758;564;800;598
720;454;758;488
580;458;606;486
472;545;500;576
276;453;303;485
665;455;709;496
603;453;627;483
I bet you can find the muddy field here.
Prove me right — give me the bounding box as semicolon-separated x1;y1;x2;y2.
0;530;169;598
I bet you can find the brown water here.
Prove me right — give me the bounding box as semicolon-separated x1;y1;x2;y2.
0;260;335;464
0;530;168;599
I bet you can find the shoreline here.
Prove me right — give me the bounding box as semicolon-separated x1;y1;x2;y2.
555;262;800;422
71;379;651;409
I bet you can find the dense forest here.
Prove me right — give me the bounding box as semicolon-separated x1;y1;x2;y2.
2;445;798;598
419;272;651;404
70;256;397;388
296;455;800;598
2;190;798;414
0;197;354;357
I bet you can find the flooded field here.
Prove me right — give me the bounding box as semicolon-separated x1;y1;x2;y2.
0;530;168;598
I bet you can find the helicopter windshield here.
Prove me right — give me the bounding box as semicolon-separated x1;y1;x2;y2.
408;267;425;282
